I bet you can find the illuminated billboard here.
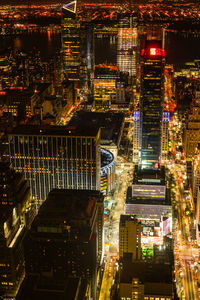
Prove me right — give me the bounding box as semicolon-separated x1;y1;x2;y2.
162;217;172;236
132;184;166;199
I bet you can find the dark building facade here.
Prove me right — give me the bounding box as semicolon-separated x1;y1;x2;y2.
0;162;34;226
119;215;141;260
140;40;165;169
68;110;125;158
23;189;104;300
8;125;101;207
0;162;34;298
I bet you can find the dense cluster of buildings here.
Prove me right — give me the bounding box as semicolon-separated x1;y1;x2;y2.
0;4;174;299
1;0;200;299
0;162;35;298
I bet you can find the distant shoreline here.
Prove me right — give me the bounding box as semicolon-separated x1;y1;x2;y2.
1;1;65;5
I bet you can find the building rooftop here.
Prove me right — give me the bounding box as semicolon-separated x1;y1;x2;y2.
17;275;88;300
120;214;141;226
9;124;100;138
126;186;171;206
68;111;124;146
133;165;166;185
28;189;103;243
120;259;172;287
34;189;103;222
0;87;34;99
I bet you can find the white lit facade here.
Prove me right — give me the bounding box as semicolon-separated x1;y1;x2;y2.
161;111;170;162
8;126;101;207
133;110;140;164
117;28;138;77
184;95;200;159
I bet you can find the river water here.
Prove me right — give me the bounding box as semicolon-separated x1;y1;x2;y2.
0;30;200;66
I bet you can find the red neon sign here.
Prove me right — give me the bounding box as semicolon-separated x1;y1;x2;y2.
149;47;162;56
141;49;145;56
141;47;165;57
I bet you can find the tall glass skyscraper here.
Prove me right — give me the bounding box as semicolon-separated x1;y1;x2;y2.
117;14;138;81
8;125;101;207
62;1;82;82
139;40;165;169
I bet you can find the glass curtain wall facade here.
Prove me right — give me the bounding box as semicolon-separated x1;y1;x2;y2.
8;126;101;207
117;27;137;77
62;1;82;82
139;40;165;169
117;13;138;82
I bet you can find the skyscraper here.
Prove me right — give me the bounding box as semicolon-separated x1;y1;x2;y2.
62;1;81;82
133;110;140;164
184;90;200;160
119;215;141;261
192;148;200;207
161;111;170;163
0;161;35;225
93;65;117;108
139;40;165;169
23;189;104;300
117;26;137;79
61;1;93;106
0;162;34;298
8;125;101;206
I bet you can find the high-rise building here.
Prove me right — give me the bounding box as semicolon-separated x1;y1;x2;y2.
196;191;200;246
117;27;138;78
139;40;165;169
23;189;104;300
0;206;26;299
161;111;170;162
134;110;169;165
0;162;35;226
8;125;101;206
0;162;34;298
118;244;175;300
192;148;200;206
68;110;124;158
184;91;200;159
0;86;39;118
0;48;12;89
133;110;140;164
93;65;117;108
62;1;94;107
62;1;82;82
119;215;141;261
126;167;171;220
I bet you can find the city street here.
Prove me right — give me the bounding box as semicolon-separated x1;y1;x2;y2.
169;114;199;300
99;155;133;300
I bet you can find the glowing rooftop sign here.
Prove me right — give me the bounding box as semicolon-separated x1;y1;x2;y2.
63;1;77;14
150;48;160;56
141;47;165;57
